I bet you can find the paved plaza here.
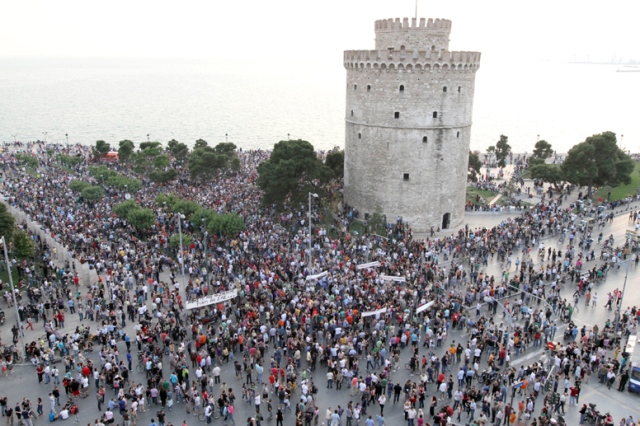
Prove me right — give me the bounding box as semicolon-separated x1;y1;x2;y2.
1;197;639;426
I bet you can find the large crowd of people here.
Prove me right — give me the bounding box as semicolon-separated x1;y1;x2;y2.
0;140;638;426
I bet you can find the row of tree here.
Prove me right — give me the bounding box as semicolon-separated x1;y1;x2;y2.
93;138;240;184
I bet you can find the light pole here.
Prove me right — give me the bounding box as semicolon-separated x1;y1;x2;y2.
614;258;630;334
147;134;150;142
11;134;17;143
176;213;187;289
287;133;290;140
308;192;318;270
537;134;540;142
42;132;48;143
65;133;69;149
1;236;27;361
225;133;228;143
201;217;208;270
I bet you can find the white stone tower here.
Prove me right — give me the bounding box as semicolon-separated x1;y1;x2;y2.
343;17;481;232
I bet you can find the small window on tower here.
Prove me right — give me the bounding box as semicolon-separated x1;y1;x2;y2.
367;85;371;92
422;137;428;143
443;86;447;93
456;131;460;138
403;173;410;181
394;112;400;119
399;85;405;93
354;84;357;90
458;86;461;93
358;133;362;140
433;111;438;118
351;110;354;117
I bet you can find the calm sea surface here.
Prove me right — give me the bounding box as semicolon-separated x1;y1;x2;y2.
0;56;638;153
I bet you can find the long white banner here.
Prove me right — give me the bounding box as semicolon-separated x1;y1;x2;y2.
186;289;238;310
381;274;406;283
356;261;380;270
416;300;435;314
361;307;387;318
306;271;328;281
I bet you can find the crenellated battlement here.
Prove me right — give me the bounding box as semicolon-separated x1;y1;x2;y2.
344;49;481;72
375;17;452;33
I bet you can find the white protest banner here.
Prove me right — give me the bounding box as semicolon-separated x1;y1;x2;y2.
416;300;435;314
306;271;328;281
361;307;387;318
356;261;380;270
186;289;238;310
380;274;406;283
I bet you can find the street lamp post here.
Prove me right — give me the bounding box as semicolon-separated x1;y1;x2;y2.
1;236;27;361
65;133;69;149
11;134;17;143
225;133;228;143
308;192;318;271
287;133;290;140
614;259;630;335
177;213;187;289
42;132;48;143
147;134;150;142
201;218;208;280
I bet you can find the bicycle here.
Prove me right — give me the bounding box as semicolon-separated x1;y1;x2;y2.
135;364;144;373
197;406;220;421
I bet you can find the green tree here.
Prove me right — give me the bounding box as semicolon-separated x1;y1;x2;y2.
56;154;83;167
172;199;201;218
325;149;344;178
0;203;16;241
169;234;193;251
155;193;180;208
81;185;105;204
468;151;482;182
230;157;241;172
69;180;91;193
532;139;553;160
368;205;386;235
207;213;245;237
12;229;35;259
148;168;178;184
562;131;634;195
257;140;333;208
191;208;219;232
495;135;511;168
167;139;189;162
118;140;135;161
529;164;565;186
127;208;156;231
194;139;208;149
112;200;141;219
188;147;227;180
14;154;39;168
139;141;162;150
93;140;111;157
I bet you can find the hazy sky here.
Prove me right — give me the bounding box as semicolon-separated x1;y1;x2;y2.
0;0;636;63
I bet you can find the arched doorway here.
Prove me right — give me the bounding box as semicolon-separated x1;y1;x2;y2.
442;213;450;229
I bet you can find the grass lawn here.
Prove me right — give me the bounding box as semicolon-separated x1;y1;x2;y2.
592;162;640;202
467;186;499;205
0;267;21;288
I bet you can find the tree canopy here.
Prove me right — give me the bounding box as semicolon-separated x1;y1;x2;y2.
468;151;482;182
529;164;564;186
495;135;511;168
127;208;156;231
167;139;189;162
0;203;16;242
12;229;35;259
93;140;111;157
257;139;333;208
562;131;633;195
118;140;135;161
81;185;105;204
188;142;238;180
532;140;553;160
325;149;344;178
